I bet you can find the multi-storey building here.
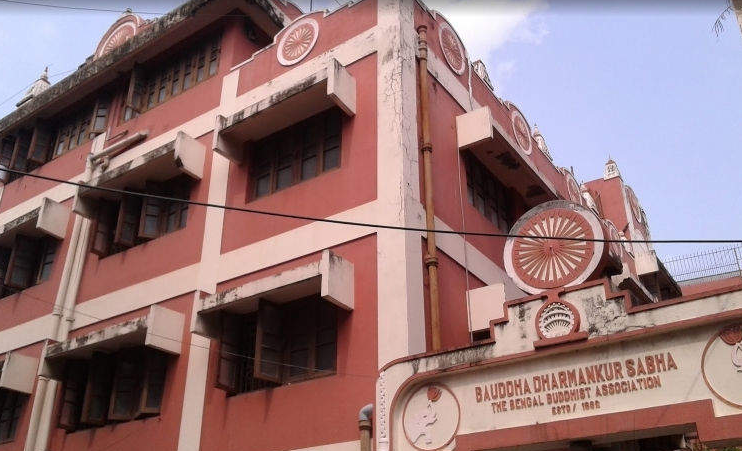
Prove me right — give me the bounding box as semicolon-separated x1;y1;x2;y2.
0;2;740;451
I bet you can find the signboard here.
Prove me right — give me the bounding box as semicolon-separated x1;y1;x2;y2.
397;323;742;451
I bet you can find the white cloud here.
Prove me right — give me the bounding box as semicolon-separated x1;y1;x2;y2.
494;60;516;80
425;0;549;62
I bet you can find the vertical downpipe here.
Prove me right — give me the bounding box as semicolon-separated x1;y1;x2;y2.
417;25;442;351
358;404;373;451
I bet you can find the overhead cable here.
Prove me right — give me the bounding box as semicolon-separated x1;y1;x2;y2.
3;167;739;245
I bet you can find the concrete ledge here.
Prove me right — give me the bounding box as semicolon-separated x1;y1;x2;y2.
213;58;356;163
455;106;556;202
41;304;184;380
73;131;205;218
0;197;70;246
0;352;39;394
194;249;354;337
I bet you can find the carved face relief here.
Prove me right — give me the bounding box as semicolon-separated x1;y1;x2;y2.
277;18;319;66
403;384;460;451
439;24;465;75
510;109;532;155
702;324;742;408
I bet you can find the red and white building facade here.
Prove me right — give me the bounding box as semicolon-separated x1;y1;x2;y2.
0;1;740;451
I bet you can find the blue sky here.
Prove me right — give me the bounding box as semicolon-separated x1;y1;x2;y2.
0;0;740;262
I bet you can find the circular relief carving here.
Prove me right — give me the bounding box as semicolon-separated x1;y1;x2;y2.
439;23;465;75
504;200;606;294
511;109;532;155
702;324;742;408
537;301;579;339
511;209;594;290
277;18;319;66
403;384;460;451
95;15;141;59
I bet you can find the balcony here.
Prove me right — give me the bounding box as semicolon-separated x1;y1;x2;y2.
456;106;558;204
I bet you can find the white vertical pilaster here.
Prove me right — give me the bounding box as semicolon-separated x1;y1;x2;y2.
376;0;426;369
175;70;237;451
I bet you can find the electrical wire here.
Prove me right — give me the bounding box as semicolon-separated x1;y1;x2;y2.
0;0;320;17
3;166;741;245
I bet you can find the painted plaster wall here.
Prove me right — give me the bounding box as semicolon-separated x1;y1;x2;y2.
199;236;377;451
421;241;487;351
235;0;377;96
74;134;211;302
221;54;378;253
0;143;90;211
0;199;76;330
418;70;528;270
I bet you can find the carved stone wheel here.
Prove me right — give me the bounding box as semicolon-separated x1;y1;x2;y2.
277;18;319;66
504;200;606;294
439;23;465;75
94;14;142;60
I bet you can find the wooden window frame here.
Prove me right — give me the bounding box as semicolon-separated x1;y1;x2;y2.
27;123;54;165
0;388;26;443
79;352;114;426
217;296;338;396
465;154;513;232
122;35;221;121
58;360;87;432
91;178;191;258
59;347;168;431
249;109;343;200
35;237;58;284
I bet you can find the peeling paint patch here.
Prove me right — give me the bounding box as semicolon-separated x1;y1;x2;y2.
584;293;628;336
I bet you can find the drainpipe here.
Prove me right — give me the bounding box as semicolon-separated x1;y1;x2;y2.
359;404;373;451
417;25;442;351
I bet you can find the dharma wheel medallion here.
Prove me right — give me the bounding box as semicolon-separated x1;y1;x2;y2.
504;200;606;294
439;23;465;75
278;18;319;66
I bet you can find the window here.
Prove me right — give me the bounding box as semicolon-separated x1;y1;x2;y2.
216;296;338;395
58;347;168;432
0;387;26;443
123;36;221;121
0;130;32;183
0;235;58;297
250;109;342;199
51;98;110;159
90;176;191;258
465;154;512;232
